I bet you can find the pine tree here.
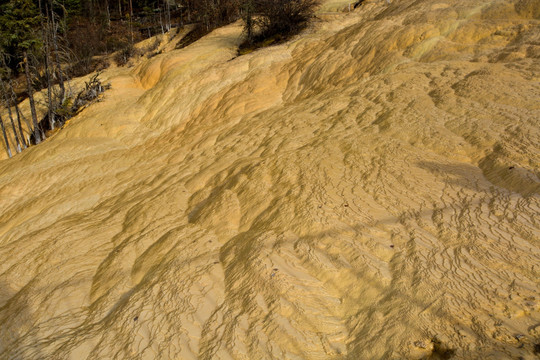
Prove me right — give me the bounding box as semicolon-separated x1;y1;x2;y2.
0;0;44;143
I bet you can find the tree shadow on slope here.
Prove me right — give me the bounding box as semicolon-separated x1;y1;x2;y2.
416;160;487;193
0;280;44;360
417;160;540;196
238;0;320;55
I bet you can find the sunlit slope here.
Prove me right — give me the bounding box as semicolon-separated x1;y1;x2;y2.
0;0;539;359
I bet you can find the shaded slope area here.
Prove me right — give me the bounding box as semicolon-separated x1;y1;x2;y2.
0;0;539;359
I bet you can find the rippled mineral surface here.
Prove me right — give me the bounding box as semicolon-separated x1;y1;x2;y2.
0;0;539;359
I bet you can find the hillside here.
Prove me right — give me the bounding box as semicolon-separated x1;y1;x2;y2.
0;0;539;359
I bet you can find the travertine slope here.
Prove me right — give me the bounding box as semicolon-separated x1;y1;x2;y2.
0;0;539;359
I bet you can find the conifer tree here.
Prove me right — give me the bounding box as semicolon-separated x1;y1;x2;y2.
0;0;43;143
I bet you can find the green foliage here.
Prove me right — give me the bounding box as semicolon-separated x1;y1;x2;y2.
114;42;136;66
62;0;83;16
55;97;74;118
239;0;320;53
0;0;41;49
0;0;41;71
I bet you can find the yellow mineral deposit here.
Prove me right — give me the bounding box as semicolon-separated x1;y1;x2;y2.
0;0;539;359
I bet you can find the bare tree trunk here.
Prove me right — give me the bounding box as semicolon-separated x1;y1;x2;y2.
128;0;134;44
14;102;28;149
7;107;22;153
51;0;66;102
118;0;122;17
0;84;22;153
159;7;165;35
23;50;42;144
105;0;111;27
14;102;31;147
2;77;29;149
44;3;55;131
0;115;12;158
180;4;184;27
244;0;254;43
0;57;24;151
166;0;171;31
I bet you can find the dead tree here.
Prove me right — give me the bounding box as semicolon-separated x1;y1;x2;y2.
71;72;109;112
23;50;43;144
165;0;172;31
0;114;12;158
1;87;23;153
14;103;32;147
104;0;111;28
14;104;29;149
44;2;56;131
7;109;22;153
2;50;30;150
50;0;66;102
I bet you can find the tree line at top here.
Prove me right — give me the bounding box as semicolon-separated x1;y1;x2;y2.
0;0;319;158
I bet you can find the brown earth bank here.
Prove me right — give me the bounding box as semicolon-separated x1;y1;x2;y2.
0;0;539;359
